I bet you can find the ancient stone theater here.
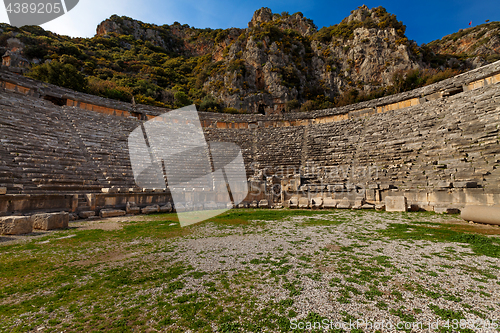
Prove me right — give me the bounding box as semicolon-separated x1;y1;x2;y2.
1;60;500;229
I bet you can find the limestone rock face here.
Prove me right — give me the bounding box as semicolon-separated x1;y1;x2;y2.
248;7;273;29
428;23;500;68
88;7;500;114
202;6;422;113
91;6;422;114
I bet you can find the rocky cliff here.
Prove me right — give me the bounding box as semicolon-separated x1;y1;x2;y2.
94;5;426;113
1;5;499;113
427;21;500;68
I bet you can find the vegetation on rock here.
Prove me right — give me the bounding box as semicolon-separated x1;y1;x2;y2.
0;5;498;113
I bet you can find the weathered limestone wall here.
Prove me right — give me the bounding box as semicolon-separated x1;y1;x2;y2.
0;61;499;215
223;81;500;211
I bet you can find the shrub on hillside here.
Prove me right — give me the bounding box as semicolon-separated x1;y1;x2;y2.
199;96;222;112
285;99;300;112
222;107;239;114
26;61;87;92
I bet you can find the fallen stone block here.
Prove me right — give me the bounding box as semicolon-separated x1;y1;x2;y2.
435;207;461;214
127;206;141;215
273;203;283;209
32;212;69;231
69;213;79;221
175;203;186;212
323;198;337;209
311;197;323;209
79;211;96;219
337;198;351;209
434;207;447;214
461;206;500;225
0;216;33;235
298;197;309;209
0;187;6;195
408;204;420;212
289;197;299;208
259;199;269;208
447;208;460;214
238;203;248;208
385;196;407;212
159;203;173;213
142;205;160;214
375;204;385;211
126;202;140;215
355;196;365;206
361;204;375;210
100;209;126;218
204;202;219;210
250;201;259;208
353;196;365;209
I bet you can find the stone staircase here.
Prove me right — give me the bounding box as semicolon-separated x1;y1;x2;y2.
0;93;104;194
61;105;140;190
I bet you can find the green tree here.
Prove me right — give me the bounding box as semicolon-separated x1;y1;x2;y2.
199;96;221;112
174;91;192;108
26;61;87;92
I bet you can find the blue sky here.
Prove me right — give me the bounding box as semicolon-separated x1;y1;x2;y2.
0;0;498;44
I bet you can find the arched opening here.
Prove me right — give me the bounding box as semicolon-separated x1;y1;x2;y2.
258;104;266;115
43;95;67;106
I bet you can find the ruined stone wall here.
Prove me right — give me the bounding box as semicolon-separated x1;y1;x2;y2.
205;81;500;211
201;62;500;211
0;61;499;215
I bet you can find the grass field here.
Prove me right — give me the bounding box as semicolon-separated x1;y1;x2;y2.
0;209;499;332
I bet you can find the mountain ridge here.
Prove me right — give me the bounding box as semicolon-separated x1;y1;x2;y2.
1;5;498;113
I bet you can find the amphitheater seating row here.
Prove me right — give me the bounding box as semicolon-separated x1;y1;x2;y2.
0;79;499;194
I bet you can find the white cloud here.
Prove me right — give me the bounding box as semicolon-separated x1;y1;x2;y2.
41;0;139;37
0;0;157;37
0;0;244;37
